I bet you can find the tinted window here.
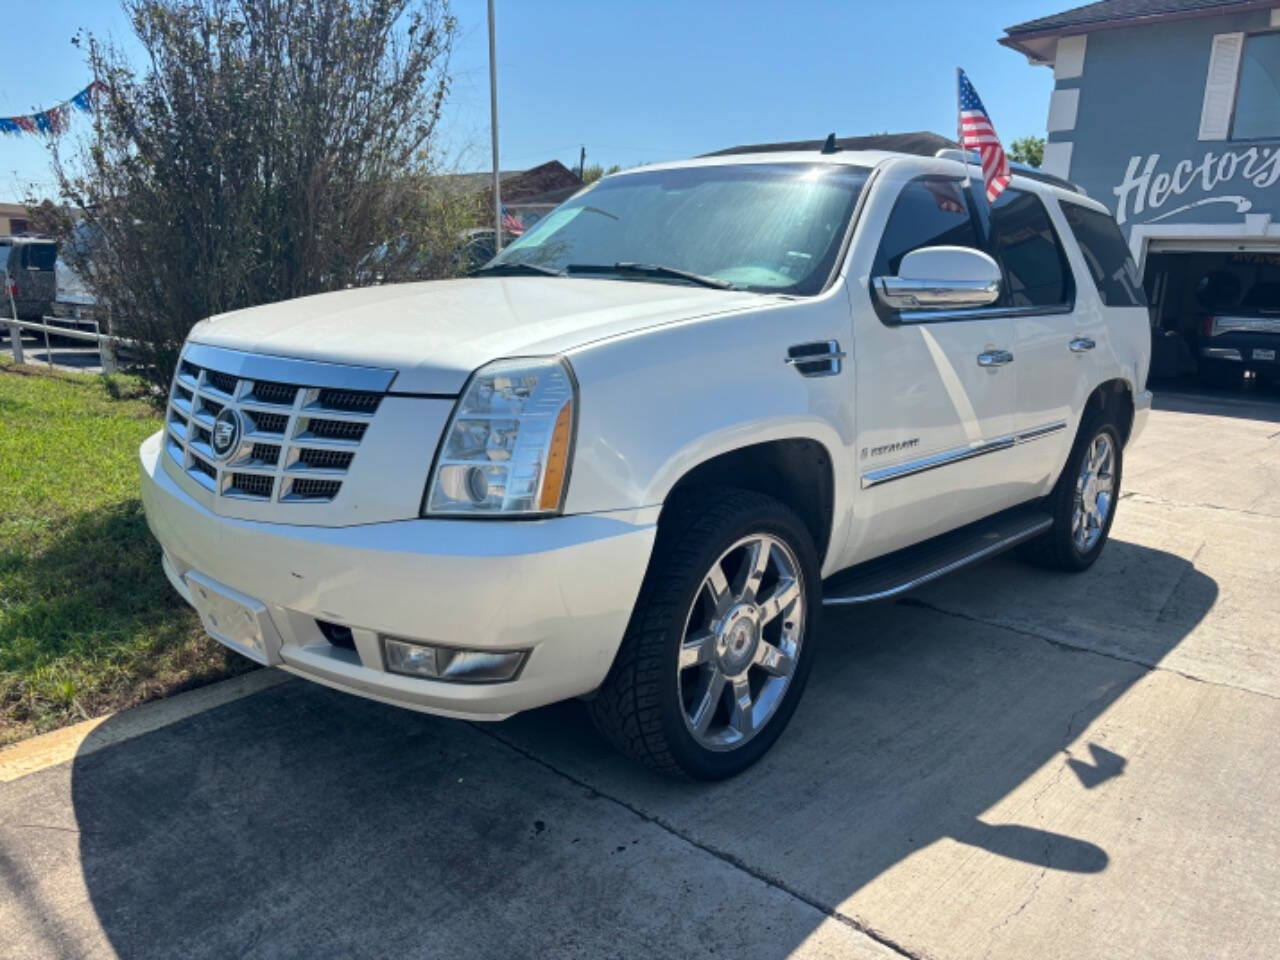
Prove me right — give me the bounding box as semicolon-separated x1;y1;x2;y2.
20;243;57;271
986;189;1072;308
1059;202;1147;308
872;177;981;280
1232;32;1280;141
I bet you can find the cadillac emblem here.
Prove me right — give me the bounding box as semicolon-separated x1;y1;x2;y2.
211;407;243;460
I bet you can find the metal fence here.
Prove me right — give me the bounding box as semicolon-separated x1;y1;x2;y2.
4;316;132;374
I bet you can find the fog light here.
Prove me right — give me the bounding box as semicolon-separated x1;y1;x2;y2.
384;637;439;677
382;637;527;684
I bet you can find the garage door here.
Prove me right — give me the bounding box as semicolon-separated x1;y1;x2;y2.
1146;238;1280;255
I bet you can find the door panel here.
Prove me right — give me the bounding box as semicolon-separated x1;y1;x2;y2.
1011;311;1088;489
851;314;1024;563
988;188;1084;495
842;173;1031;567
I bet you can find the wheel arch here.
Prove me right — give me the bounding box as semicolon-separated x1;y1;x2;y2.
1082;377;1136;444
659;438;837;565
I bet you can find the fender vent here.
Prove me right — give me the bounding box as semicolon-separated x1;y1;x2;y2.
785;341;845;378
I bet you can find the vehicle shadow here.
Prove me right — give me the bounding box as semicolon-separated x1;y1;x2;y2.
1150;377;1280;423
60;539;1216;958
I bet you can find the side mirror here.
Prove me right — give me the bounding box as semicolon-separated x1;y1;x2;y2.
874;246;1001;312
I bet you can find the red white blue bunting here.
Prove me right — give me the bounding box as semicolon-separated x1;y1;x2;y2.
0;82;105;138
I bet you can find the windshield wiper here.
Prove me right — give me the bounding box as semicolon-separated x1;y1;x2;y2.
472;261;564;278
566;262;736;290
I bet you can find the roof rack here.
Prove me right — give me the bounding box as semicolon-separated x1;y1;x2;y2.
934;148;1087;196
703;131;958;159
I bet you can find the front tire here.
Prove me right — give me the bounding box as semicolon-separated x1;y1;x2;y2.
1019;412;1123;572
588;488;820;780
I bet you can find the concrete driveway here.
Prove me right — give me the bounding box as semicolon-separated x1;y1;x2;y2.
3;385;1278;959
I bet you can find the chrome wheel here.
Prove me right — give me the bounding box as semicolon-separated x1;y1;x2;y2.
677;534;805;752
1073;432;1115;553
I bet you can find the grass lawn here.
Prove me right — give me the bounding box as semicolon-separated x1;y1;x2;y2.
0;357;253;746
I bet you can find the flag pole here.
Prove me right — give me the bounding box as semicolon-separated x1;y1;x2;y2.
956;66;971;194
488;0;502;253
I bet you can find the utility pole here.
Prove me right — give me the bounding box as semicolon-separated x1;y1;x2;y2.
488;0;502;252
578;145;586;181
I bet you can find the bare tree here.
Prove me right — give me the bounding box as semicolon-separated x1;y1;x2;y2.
38;0;466;389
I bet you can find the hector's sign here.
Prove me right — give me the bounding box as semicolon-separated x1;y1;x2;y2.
1113;147;1280;225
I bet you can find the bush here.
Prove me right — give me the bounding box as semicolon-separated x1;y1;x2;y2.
40;0;468;391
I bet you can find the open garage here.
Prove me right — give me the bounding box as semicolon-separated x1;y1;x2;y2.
1144;244;1280;384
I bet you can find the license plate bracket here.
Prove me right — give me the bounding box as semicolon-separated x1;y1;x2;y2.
1252;348;1276;361
184;570;284;665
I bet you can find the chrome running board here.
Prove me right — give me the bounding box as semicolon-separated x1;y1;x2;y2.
822;506;1053;606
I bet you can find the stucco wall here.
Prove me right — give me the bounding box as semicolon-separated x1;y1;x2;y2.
1049;10;1280;240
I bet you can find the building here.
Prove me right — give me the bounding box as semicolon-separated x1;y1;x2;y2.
440;159;583;232
1002;0;1280;376
0;202;32;237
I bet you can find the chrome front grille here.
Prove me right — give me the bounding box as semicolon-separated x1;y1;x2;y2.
165;346;389;504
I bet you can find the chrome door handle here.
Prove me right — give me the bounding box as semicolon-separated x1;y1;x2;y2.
977;350;1014;367
1069;337;1096;353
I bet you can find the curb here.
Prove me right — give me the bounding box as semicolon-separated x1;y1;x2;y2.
0;668;294;783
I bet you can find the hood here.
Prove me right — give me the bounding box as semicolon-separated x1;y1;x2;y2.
188;277;772;394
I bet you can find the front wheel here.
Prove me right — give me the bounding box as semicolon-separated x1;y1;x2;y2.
588;488;820;779
1019;413;1123;571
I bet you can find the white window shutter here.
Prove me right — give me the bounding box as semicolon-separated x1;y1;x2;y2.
1198;33;1244;141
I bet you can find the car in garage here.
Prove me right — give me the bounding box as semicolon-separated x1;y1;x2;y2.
1197;278;1280;384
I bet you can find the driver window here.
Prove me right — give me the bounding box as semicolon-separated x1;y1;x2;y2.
872;177;981;279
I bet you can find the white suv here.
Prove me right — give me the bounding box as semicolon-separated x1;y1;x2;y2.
140;142;1152;779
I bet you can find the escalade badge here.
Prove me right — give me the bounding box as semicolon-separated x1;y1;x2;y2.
211;407;243;460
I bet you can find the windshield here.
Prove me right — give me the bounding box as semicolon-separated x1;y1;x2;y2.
488;162;869;296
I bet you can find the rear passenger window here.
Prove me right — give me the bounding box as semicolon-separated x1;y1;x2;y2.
1059;202;1147;308
872;177;980;279
21;244;57;271
986;189;1073;308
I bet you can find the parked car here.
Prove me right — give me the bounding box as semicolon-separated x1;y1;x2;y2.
1196;280;1280;385
1;237;58;321
456;227;522;272
139;144;1152;779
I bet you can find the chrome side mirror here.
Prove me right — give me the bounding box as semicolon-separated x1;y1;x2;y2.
874;246;1001;312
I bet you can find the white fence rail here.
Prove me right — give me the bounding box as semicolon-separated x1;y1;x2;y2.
4;317;134;374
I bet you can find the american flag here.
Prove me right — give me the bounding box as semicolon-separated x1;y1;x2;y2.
957;69;1011;203
501;204;524;236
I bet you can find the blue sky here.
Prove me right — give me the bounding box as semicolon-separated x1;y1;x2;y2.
0;1;1066;202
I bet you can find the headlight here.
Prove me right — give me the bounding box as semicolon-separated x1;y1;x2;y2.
424;357;577;516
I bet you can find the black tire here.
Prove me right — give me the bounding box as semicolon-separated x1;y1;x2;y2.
1019;410;1123;572
588;487;821;780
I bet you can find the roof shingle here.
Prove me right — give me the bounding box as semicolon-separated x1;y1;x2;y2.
1006;0;1261;36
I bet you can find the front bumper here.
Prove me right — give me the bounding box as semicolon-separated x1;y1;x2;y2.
139;432;657;719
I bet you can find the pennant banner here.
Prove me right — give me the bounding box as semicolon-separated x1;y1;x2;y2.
0;82;105;138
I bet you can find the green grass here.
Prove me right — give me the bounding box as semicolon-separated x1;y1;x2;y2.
0;357;253;746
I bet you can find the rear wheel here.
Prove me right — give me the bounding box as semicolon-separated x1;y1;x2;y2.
1019;413;1123;572
588;488;820;779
